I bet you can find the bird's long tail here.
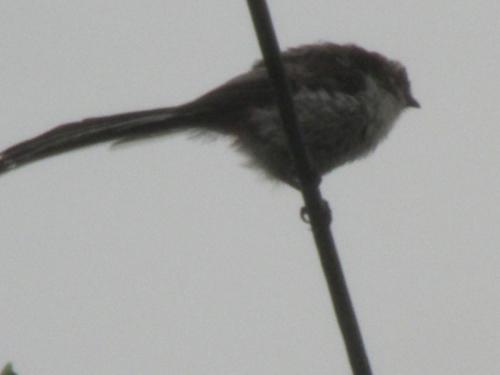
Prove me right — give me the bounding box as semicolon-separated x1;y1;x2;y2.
0;106;192;176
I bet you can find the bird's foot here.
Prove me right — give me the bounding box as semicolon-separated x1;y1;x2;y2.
300;199;331;224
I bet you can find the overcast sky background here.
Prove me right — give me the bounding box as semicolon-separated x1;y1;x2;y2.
1;1;499;374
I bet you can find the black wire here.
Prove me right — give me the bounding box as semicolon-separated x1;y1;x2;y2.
245;1;373;374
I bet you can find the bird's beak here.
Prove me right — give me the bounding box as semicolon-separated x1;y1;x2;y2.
406;94;420;108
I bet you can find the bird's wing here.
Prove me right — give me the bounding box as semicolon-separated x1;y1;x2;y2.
176;67;278;119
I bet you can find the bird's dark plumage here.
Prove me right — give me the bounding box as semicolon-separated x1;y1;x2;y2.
0;43;418;184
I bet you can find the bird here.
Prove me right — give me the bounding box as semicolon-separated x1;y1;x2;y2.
0;43;419;187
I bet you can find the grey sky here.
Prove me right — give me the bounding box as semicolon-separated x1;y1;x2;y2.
1;1;499;374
